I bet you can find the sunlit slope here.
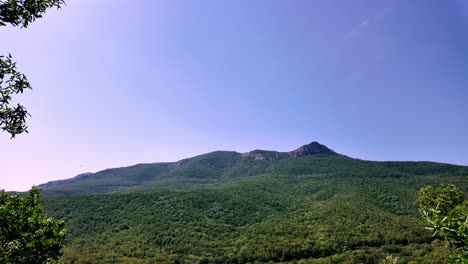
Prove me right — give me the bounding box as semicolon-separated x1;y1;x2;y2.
38;143;468;262
38;142;468;196
42;166;467;263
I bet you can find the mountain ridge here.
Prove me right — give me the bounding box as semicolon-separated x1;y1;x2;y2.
38;142;339;192
37;141;468;196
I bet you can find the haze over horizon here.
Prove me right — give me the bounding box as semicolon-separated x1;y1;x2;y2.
1;0;468;191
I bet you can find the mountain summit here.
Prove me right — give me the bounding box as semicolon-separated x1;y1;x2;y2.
288;141;340;157
241;142;340;161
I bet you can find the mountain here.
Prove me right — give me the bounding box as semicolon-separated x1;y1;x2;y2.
288;141;340;157
38;142;468;263
38;142;345;195
38;141;467;197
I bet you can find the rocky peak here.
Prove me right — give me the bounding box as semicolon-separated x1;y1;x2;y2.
242;142;339;161
288;142;338;157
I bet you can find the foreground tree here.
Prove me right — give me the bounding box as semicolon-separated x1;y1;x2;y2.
1;2;68;262
0;54;32;137
0;187;67;263
0;0;65;138
418;184;468;262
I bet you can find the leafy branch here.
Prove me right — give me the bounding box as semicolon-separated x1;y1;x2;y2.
0;54;31;138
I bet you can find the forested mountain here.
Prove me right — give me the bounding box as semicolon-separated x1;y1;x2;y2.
38;142;339;195
38;142;468;263
38;142;466;196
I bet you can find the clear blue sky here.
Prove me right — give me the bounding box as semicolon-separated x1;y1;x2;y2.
1;0;467;191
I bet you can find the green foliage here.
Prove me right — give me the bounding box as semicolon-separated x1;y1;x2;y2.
418;184;468;262
1;0;65;138
0;0;65;28
40;158;467;263
0;187;67;263
0;54;31;138
380;255;399;264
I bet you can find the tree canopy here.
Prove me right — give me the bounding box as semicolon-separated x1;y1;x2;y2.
0;0;65;28
418;184;468;262
1;3;67;262
0;187;67;263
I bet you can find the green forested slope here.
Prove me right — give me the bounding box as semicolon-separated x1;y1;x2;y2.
41;153;468;263
37;142;347;195
39;148;468;196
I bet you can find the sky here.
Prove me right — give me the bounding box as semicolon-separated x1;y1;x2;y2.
1;0;467;191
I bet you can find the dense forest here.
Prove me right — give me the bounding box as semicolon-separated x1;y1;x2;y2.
39;147;468;263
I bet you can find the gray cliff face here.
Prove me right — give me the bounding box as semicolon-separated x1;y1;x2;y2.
241;141;340;161
241;150;286;161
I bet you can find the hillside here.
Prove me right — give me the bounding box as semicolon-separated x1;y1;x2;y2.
37;142;337;195
38;142;468;263
38;142;467;196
